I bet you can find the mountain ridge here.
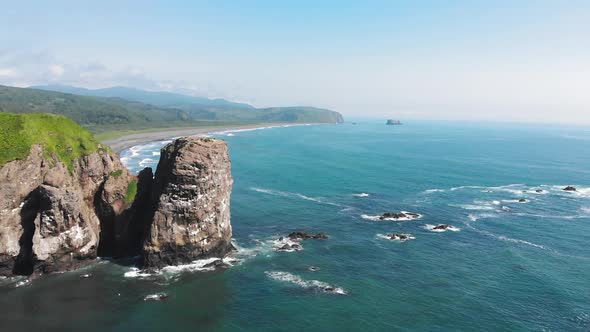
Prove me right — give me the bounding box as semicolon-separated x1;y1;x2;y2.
0;85;344;135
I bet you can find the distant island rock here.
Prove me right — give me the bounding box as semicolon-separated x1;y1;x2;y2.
0;113;233;276
386;119;402;125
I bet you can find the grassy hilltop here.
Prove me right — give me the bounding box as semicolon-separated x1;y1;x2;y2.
0;113;100;170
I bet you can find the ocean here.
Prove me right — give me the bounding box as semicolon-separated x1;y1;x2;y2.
2;121;590;331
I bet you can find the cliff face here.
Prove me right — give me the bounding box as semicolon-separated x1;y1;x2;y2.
0;136;233;276
143;137;233;268
0;145;132;276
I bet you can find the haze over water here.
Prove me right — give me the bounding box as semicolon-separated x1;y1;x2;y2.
1;121;590;331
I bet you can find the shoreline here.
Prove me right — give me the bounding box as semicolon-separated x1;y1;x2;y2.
102;123;315;154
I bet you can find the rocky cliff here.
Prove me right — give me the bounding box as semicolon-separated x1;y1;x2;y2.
143;137;233;268
0;121;233;276
0;145;132;276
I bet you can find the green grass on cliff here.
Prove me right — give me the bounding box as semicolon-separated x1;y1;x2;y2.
0;113;100;171
125;180;138;204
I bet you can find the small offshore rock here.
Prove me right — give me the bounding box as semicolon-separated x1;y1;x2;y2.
433;224;451;230
287;232;328;240
563;186;577;192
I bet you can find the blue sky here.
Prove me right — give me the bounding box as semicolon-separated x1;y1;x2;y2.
1;0;589;123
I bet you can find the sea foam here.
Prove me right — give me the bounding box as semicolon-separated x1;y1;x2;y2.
265;271;347;295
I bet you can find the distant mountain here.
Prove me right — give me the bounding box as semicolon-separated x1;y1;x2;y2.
0;85;343;135
32;85;256;110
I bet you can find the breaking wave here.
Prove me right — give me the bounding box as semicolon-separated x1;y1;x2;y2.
251;187;342;207
265;271;347;295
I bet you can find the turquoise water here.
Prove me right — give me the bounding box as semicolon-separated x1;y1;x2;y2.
2;121;590;331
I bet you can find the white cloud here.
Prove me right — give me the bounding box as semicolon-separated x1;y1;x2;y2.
48;64;64;77
0;68;17;77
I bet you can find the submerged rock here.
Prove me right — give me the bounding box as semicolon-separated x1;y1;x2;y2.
287;232;329;240
387;234;412;241
378;211;421;221
518;198;527;203
433;224;451;230
379;212;406;220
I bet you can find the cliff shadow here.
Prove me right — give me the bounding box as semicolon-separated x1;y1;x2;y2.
13;188;45;275
95;167;155;264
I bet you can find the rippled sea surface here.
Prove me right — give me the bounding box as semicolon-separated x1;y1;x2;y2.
2;121;590;331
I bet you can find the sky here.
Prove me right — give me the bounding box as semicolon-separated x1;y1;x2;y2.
1;0;589;124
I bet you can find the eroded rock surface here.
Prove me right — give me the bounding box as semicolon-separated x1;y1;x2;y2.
0;137;234;276
142;137;234;268
0;145;132;276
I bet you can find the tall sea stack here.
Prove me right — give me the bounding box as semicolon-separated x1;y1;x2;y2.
143;137;234;268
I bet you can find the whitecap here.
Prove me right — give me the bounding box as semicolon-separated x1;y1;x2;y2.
144;293;168;301
265;271;347;295
124;267;153;278
159;257;222;274
272;237;304;252
462;220;550;251
467;213;497;222
251;187;342;207
15;279;31;288
423;189;445;194
500;199;528;204
124;257;226;279
352;193;370;197
139;158;157;168
496;235;546;250
452;204;496;211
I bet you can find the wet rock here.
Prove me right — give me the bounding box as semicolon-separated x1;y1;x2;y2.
563;186;577;192
378;211;421;221
308;266;320;272
287;232;328;240
433;224;451;230
379;212;407;220
518;198;527;203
